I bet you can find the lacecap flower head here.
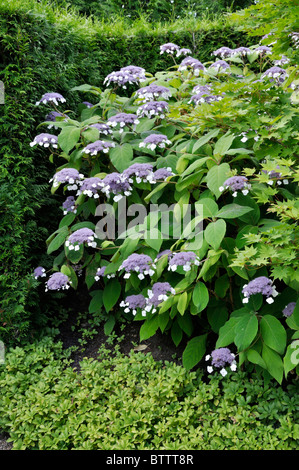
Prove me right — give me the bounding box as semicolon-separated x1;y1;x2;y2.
65;228;98;251
30;133;58;149
168;251;200;272
104;70;142;89
212;47;234;59
62;196;77;214
77;177;103;199
144;282;176;314
45;272;71;292
135;84;172;102
210;60;230;72
120;294;147;316
178;57;206;75
33;266;46;279
120;65;146;81
219;176;251;197
160;42;181;55
94;266;115;281
119;254;156;280
45;111;68;129
139;134;172;151
82;140;115;156
122;163;155;184
90;123;113;136
100;172;132;202
107;113;140;133
36;92;66;106
136;101;169;119
282;302;296;318
50;168;84;190
205;348;237;377
242;276;278;304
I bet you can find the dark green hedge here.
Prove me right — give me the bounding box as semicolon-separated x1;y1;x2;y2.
0;1;251;344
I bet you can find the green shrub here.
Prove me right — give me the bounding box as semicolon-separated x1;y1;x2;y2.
29;1;299;383
0;336;298;450
0;0;250;345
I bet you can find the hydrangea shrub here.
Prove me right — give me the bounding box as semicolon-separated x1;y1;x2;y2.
32;35;299;383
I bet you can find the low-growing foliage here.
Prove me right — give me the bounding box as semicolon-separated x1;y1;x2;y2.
0;337;298;450
29;14;299;384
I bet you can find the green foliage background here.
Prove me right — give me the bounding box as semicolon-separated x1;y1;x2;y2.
0;0;250;344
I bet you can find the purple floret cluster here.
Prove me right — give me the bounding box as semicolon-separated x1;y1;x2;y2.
242;276;278;304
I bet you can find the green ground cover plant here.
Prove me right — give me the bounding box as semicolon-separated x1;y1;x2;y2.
0;336;298;450
29;3;299;384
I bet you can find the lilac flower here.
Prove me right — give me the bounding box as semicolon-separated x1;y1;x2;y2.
35;92;66;106
90;123;113;135
210;60;230;72
178;57;206;75
139;134;172;151
282;302;296;318
154;249;172;262
33;266;46;279
65;228;97;251
50;168;84;190
120;65;146;81
160;42;180;55
177;48;192;57
136;101;169;119
45;111;68;129
262;66;288;82
30;133;58;149
122;163;155;184
62;196;77;214
212;47;234;59
135;84;172;102
231;47;251;57
205;348;237;377
120;294;147;316
254;45;272;56
261;167;288;186
289;32;299;49
82;140;115;156
144;282;176;313
168;251;200;272
77;177;103;199
104;70;141;89
219;176;251;197
107;113;140;133
153;167;174;181
100;172;132;201
190;93;223;105
45;272;71;292
82;101;94;108
242;276;278;304
273;55;290;66
192;84;212;95
94;266;115;281
119;254;156;280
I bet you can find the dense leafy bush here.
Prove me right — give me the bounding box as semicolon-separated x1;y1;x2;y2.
53;0;254;22
30;21;299;384
0;0;249;344
0;336;298;450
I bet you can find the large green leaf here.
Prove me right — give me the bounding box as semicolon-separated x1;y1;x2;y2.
103;279;121;312
213;133;235;157
192;129;220;154
216;203;253;219
260;315;287;355
204;219;226;250
58;126;81;154
47;228;68;254
192;282;209;313
234;314;258;351
262;344;284;384
206;163;230;199
182;334;207;370
216;317;240;348
109;143;133;172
